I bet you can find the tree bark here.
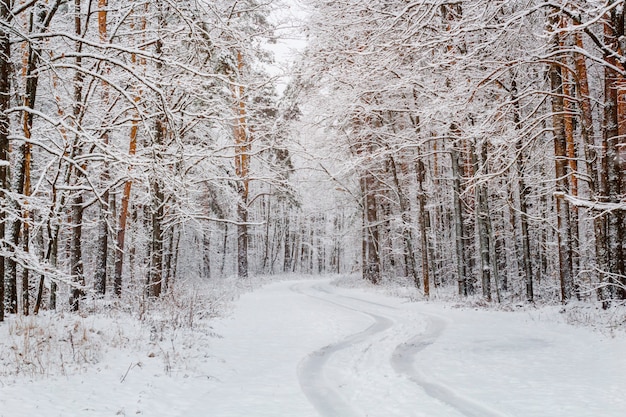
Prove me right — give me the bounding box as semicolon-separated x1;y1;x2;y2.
451;140;468;296
148;64;165;297
0;0;11;321
361;170;381;284
69;191;84;312
571;30;607;304
550;46;574;302
474;141;492;302
94;0;109;295
389;155;419;286
233;49;250;279
69;0;87;312
114;7;145;296
511;78;534;302
416;159;430;297
603;10;626;299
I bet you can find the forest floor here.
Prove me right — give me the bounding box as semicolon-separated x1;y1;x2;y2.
1;276;625;417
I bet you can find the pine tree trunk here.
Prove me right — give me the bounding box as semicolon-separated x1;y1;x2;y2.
148;118;165;298
389;156;418;286
451;140;468;296
163;224;175;291
550;51;574;302
69;0;86;312
114;7;145;297
21;140;31;315
361;171;381;284
511;78;534;301
474;142;492;302
237;201;249;278
603;10;626;299
202;229;211;279
94;0;110;295
232;49;250;279
573;31;608;303
0;0;11;321
416;159;430;296
221;223;228;276
283;215;291;272
69;192;84;312
561;59;580;297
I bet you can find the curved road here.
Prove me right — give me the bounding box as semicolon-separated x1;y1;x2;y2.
194;278;626;417
293;280;512;417
3;278;624;417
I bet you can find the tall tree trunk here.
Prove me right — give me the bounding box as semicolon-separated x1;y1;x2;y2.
21;138;32;315
603;9;626;299
573;31;608;304
560;48;580;296
511;78;534;302
0;0;11;321
474;141;492;302
221;223;228;276
69;0;87;312
94;0;109;295
262;195;271;272
114;7;145;296
148;177;164;297
283;214;292;273
389;155;418;286
451;139;468;296
416;159;430;297
147;103;165;297
163;224;175;291
69;191;84;312
202;229;211;278
361;170;381;284
148;30;165;297
233;50;250;279
9;7;42;315
550;43;574;302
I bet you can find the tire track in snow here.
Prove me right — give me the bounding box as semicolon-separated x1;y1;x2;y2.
391;316;513;417
295;281;513;417
293;282;394;417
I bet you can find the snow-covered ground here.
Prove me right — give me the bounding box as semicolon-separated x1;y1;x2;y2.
1;277;625;416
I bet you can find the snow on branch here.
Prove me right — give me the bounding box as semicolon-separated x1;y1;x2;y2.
557;192;626;212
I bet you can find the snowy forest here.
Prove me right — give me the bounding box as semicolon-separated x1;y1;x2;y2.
0;0;625;317
2;1;626;416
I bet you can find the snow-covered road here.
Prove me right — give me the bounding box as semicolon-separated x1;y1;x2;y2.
2;278;625;417
206;279;626;417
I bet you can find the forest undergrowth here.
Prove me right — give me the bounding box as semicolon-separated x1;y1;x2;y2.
0;274;286;382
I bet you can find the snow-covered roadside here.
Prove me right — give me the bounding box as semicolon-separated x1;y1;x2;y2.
331;273;626;337
1;276;625;417
0;274;298;416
